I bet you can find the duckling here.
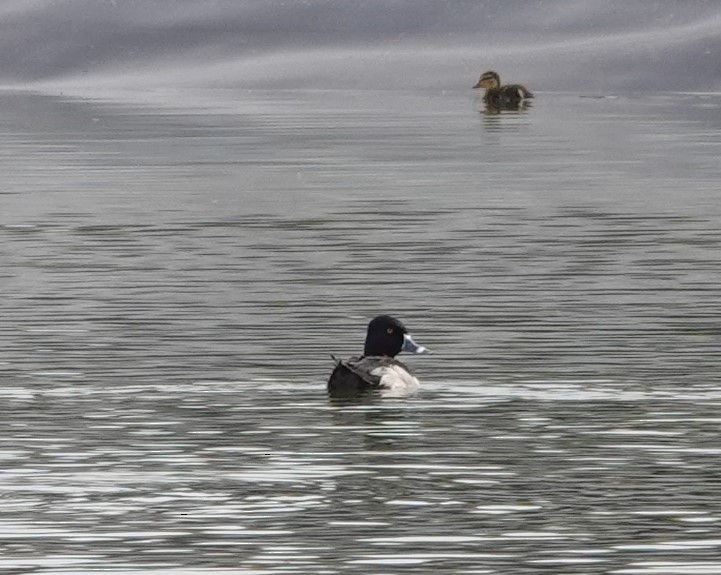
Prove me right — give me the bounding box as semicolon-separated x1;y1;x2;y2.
328;315;429;398
472;70;533;108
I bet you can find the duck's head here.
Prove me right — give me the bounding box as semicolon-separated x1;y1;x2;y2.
473;70;501;90
363;315;429;358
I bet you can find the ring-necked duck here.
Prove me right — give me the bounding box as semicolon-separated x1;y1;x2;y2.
472;70;533;109
327;315;429;398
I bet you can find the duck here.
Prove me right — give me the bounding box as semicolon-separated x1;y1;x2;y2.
472;70;533;109
327;315;429;398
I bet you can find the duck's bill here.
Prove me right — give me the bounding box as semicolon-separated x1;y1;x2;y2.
402;333;430;355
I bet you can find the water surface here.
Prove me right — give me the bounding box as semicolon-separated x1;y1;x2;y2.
1;88;720;574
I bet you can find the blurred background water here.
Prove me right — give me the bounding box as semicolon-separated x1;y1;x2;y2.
1;86;721;574
3;0;721;93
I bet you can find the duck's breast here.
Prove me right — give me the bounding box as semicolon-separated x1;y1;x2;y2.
370;364;420;397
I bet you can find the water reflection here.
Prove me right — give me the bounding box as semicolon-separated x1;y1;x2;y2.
1;89;720;573
2;379;721;573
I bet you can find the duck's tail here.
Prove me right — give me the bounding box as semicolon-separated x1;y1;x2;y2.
518;85;534;99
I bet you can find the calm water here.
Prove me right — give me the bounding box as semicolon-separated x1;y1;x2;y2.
1;88;721;574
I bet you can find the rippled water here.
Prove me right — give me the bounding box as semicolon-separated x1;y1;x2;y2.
1;88;721;574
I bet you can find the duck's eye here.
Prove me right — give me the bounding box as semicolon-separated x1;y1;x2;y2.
386;328;394;334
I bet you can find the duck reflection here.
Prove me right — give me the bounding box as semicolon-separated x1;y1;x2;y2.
328;396;421;452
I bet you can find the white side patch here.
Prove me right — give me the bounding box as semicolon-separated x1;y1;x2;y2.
370;365;420;398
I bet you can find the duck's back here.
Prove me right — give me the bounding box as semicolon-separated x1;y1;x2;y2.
485;84;533;106
502;83;533;100
328;356;418;398
328;356;374;397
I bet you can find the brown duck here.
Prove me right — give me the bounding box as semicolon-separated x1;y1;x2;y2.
472;70;533;108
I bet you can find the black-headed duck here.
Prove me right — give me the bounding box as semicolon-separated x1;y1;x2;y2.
473;70;533;109
328;315;429;398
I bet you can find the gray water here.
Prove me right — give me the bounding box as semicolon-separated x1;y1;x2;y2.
1;88;721;574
